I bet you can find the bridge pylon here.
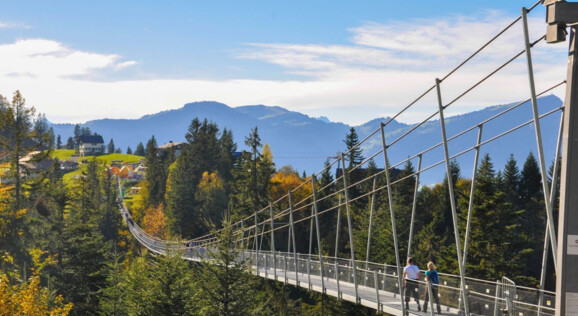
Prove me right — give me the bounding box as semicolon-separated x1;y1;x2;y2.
544;1;578;315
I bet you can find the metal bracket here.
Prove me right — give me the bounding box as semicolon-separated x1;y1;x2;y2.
545;0;578;43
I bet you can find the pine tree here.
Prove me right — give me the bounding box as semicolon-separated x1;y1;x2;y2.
126;147;132;155
231;127;274;219
518;152;545;281
197;220;257;316
343;127;364;201
66;137;75;149
107;138;115;154
166;118;224;237
58;216;110;315
134;142;146;156
0;91;50;210
145;136;165;207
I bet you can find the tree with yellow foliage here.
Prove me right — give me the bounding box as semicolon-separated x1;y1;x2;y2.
0;250;73;316
143;204;168;239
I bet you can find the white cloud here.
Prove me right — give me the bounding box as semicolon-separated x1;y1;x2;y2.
0;21;31;29
0;10;569;126
0;39;136;78
115;61;138;70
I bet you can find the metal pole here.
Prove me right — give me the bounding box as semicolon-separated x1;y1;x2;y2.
374;270;381;312
365;177;378;269
308;206;314;258
407;154;422;258
311;176;326;293
556;25;578;316
241;219;245;262
340;154;359;302
270;204;277;281
458;125;483;314
522;7;558;271
335;194;342;297
494;280;500;316
435;78;470;315
539;111;563;314
288;191;299;286
307;205;314;290
463;126;483;267
255;211;259;271
379;123;406;313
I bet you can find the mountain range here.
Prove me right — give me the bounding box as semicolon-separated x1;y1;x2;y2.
51;95;563;185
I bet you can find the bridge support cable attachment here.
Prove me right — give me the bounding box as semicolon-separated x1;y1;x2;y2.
311;176;326;293
288;191;299;286
523;7;559;272
334;195;343;297
365;177;378;285
462;126;483;272
340;154;360;303
406;154;422;259
538;112;564;315
269;203;277;281
435;78;470;315
379;123;406;313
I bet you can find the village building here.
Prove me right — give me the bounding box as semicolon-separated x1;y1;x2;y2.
79;135;105;156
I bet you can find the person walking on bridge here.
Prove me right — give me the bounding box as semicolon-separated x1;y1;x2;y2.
423;261;442;314
402;257;421;311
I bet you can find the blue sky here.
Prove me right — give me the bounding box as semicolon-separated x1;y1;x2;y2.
0;1;569;125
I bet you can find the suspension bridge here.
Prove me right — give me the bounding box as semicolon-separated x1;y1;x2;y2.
117;2;578;315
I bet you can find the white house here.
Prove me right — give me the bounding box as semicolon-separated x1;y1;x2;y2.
79;135;105;156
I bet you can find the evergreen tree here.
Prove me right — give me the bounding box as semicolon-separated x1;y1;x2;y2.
231;127;274;219
48;127;55;148
58;216;110;315
98;253;128;316
197;220;257;316
518;152;545;281
343;127;364;200
415;160;462;273
56;134;62;149
466;154;510;279
0;91;50;210
393;159;416;257
107;138;115;154
126;146;132;155
217;128;237;184
134;142;146;156
145;136;165;207
166;118;224;237
66;136;75;149
343;127;363;168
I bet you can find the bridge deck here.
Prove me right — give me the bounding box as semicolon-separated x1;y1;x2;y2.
121;200;556;316
255;264;459;316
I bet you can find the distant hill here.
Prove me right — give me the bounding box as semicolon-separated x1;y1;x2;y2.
51;95;563;184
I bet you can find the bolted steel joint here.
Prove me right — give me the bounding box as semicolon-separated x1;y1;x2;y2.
544;0;578;43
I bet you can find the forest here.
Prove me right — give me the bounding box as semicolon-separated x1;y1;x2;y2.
0;90;557;315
